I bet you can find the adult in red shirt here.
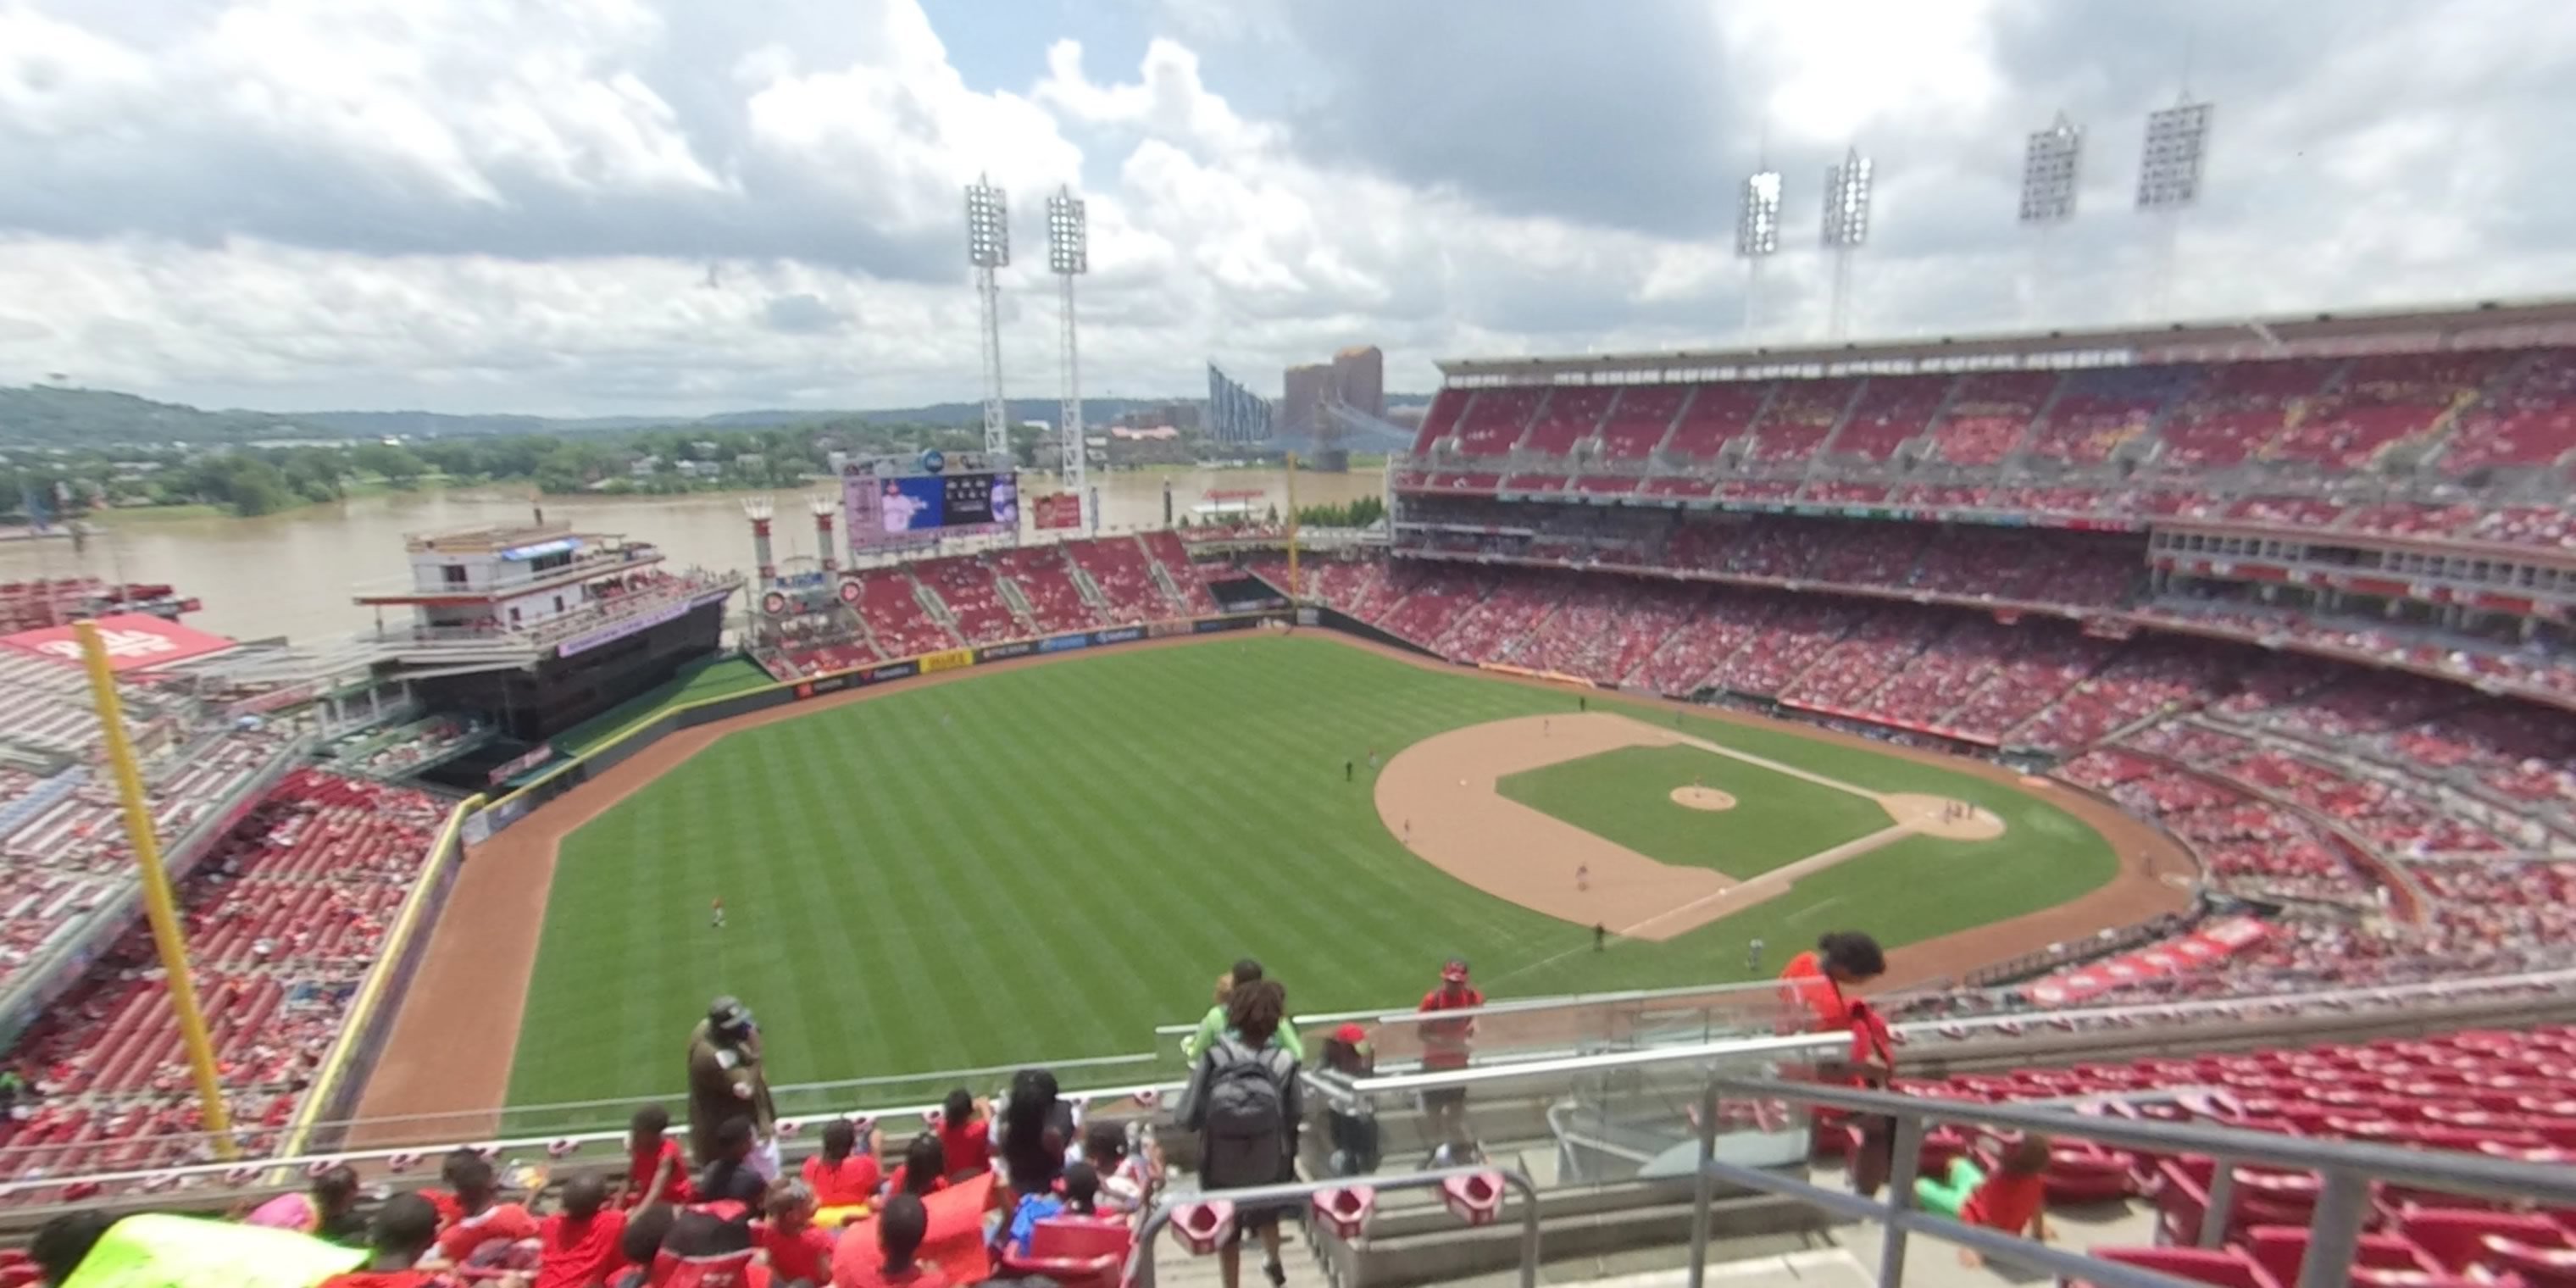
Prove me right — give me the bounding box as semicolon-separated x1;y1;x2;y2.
1775;931;1885;1032
1417;958;1484;1162
534;1174;629;1288
317;1192;453;1288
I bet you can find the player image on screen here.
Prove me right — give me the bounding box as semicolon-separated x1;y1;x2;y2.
990;474;1019;526
880;479;924;534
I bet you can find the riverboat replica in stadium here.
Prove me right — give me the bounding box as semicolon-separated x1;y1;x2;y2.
351;520;742;741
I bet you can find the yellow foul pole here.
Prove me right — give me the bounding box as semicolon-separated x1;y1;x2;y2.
1285;451;1302;601
75;621;237;1159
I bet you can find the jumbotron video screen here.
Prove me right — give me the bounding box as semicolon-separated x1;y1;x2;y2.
843;451;1020;550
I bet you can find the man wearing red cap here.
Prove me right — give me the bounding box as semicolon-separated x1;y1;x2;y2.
1416;958;1483;1163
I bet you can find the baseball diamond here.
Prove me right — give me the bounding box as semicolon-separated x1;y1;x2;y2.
350;631;2185;1136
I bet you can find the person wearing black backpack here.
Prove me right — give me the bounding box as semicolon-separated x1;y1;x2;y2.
1180;977;1301;1288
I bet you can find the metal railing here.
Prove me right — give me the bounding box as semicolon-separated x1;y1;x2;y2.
1129;1166;1541;1288
1687;1074;2576;1288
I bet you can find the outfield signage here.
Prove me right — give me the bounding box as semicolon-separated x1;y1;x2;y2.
1040;633;1092;654
919;647;974;674
867;660;919;683
978;640;1035;662
1147;619;1191;640
556;591;732;658
1096;626;1144;645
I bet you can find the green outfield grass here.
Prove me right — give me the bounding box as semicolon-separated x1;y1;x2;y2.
504;636;2119;1109
1498;744;1888;876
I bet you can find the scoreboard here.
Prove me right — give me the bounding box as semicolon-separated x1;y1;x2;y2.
843;451;1020;552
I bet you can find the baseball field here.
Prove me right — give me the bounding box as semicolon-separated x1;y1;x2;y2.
355;632;2187;1131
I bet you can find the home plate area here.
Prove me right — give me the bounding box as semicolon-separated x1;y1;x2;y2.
1373;712;2008;941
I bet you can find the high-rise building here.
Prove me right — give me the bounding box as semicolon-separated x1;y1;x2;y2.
1330;346;1385;420
1206;364;1274;445
1281;362;1334;441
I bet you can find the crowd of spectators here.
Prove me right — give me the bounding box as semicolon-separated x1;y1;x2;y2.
756;536;1215;681
1396;346;2576;555
2;770;447;1184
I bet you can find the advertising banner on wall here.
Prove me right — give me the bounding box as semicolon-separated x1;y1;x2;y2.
919;647;974;674
1032;492;1083;530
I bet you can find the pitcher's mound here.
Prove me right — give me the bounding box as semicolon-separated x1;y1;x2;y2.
1880;792;2006;840
1669;786;1740;812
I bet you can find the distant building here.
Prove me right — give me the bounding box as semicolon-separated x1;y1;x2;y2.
1281;362;1333;441
1207;364;1275;445
1331;346;1385;420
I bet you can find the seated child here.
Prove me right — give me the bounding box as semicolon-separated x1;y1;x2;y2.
1914;1133;2052;1268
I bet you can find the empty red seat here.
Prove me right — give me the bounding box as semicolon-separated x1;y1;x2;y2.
2396;1208;2568;1274
2244;1226;2440;1288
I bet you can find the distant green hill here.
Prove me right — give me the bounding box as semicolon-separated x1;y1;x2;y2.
0;386;333;449
0;386;1218;448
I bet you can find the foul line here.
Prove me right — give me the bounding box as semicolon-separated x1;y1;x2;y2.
1667;731;1885;804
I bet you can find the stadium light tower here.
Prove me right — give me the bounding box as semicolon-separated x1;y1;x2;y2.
1046;186;1089;533
2019;112;2084;322
1735;168;1782;335
964;174;1012;458
2135;96;2214;319
1820;147;1873;341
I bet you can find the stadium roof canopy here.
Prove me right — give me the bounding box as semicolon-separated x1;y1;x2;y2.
1436;296;2576;386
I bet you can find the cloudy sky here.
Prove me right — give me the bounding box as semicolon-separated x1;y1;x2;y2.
4;0;2573;416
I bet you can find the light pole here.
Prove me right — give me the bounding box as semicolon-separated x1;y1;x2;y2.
1046;186;1091;534
964;175;1012;458
1821;147;1874;341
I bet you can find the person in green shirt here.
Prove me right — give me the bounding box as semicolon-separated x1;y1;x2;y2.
1184;958;1303;1063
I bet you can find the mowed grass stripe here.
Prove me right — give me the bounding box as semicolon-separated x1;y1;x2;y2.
505;637;2120;1109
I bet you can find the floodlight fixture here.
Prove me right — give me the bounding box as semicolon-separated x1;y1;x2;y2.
965;175;1011;268
1822;148;1873;249
2020;113;2083;225
1736;170;1783;258
2136;99;2214;212
1046;187;1087;277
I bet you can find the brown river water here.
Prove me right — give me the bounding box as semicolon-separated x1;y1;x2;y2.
0;467;1385;643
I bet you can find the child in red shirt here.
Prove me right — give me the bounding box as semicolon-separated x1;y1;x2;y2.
934;1089;991;1179
880;1134;950;1203
625;1104;694;1209
317;1192;454;1288
533;1173;629;1288
432;1152;541;1268
803;1119;883;1222
831;1192;948;1288
759;1180;838;1286
1915;1133;2053;1267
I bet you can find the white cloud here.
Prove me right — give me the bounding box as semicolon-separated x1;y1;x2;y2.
1;0;2573;416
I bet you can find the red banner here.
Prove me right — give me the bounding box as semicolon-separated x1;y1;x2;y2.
1032;492;1083;530
0;613;236;673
